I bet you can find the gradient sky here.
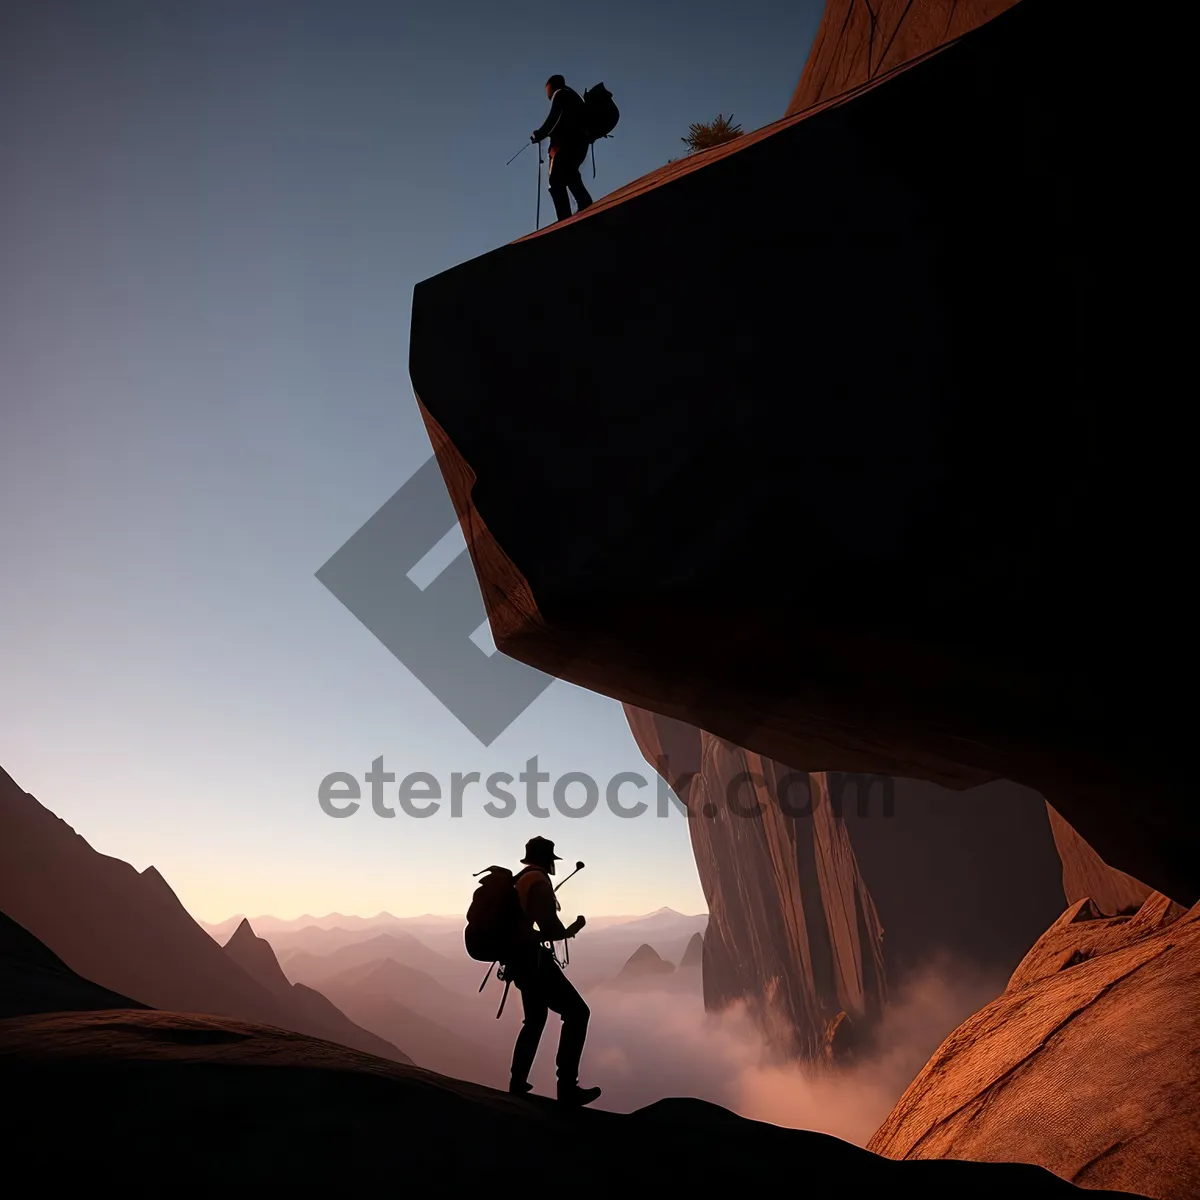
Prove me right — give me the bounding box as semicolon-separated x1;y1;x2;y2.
1;0;824;922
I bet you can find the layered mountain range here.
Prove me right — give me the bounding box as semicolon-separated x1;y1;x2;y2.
0;764;410;1065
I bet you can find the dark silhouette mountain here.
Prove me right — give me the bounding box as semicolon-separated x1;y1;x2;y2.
223;919;296;993
0;765;410;1065
618;944;675;978
679;932;703;969
0;908;145;1019
0;999;1140;1196
221;918;407;1064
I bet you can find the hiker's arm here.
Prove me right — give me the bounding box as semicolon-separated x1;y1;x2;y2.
526;877;575;941
532;92;563;142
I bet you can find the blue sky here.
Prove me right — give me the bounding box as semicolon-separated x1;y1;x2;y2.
0;0;824;921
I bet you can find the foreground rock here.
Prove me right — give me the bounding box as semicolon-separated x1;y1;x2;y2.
0;1007;1143;1195
786;0;1020;114
402;0;1194;903
868;894;1199;1200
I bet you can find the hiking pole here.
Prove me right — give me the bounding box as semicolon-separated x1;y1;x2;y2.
553;861;585;892
536;139;543;230
553;861;584;967
506;141;531;166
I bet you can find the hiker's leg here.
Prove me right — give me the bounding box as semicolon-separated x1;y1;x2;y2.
510;973;548;1086
542;960;591;1087
563;155;593;212
547;153;573;222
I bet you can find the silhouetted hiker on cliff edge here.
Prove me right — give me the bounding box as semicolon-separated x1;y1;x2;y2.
532;75;593;222
501;837;598;1105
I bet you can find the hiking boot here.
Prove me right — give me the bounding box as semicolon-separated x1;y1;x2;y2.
509;1080;533;1096
557;1084;601;1107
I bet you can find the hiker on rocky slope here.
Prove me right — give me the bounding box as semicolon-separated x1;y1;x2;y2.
531;75;593;222
505;836;599;1105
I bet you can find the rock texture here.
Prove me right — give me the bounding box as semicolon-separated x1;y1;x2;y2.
868;893;1199;1200
408;0;1193;905
623;705;1149;1063
0;765;410;1065
1046;805;1154;917
786;0;1020;115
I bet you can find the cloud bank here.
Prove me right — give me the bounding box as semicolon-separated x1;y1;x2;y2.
522;956;1006;1145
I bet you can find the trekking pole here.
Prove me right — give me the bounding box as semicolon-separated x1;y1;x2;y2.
506;141;531;166
536;139;543;230
553;861;585;892
553;861;584;967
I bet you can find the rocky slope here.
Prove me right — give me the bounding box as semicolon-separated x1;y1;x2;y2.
786;0;1020;114
0;765;409;1065
0;1007;1141;1194
407;0;1193;904
1045;806;1153;917
868;893;1198;1200
679;932;703;968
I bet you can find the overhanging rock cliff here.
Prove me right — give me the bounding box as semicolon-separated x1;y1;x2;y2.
409;0;1192;903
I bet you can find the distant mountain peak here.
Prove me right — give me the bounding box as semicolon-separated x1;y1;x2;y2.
680;932;704;968
228;917;257;943
619;943;675;976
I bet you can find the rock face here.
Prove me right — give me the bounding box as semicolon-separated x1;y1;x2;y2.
408;0;1193;904
868;893;1199;1200
1045;806;1154;917
623;705;1148;1063
0;765;410;1065
786;0;1020;114
679;933;703;969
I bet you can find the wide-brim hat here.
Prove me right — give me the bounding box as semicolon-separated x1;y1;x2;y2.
521;836;562;865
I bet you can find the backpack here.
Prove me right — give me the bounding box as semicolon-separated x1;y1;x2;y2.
464;866;526;963
582;83;619;143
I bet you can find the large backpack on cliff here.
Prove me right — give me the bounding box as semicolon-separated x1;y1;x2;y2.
465;866;525;964
582;83;619;177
